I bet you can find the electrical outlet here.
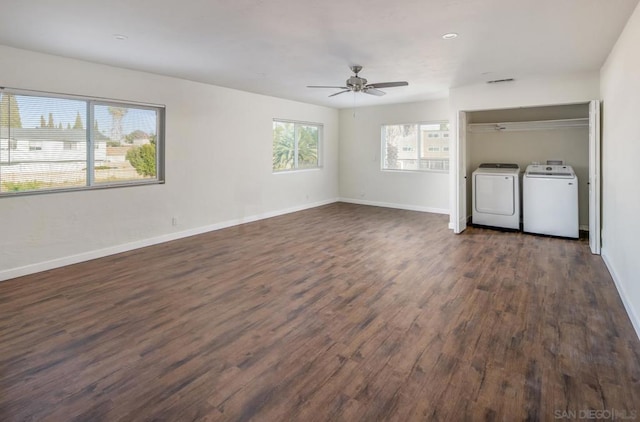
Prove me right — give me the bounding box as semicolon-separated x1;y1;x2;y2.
172;217;178;226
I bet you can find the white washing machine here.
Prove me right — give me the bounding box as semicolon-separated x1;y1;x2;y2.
523;164;579;238
472;163;521;230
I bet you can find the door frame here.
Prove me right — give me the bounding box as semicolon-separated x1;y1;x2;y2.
588;100;601;254
453;111;467;233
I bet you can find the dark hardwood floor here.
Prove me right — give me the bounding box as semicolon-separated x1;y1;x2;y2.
1;203;638;421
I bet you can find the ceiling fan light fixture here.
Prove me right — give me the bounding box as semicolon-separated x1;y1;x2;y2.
307;66;408;98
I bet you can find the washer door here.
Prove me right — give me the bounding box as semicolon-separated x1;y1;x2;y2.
474;174;515;216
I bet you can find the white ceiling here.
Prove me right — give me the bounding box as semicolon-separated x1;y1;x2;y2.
0;0;637;108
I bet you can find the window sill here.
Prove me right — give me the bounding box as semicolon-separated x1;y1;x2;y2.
273;167;322;174
0;179;164;198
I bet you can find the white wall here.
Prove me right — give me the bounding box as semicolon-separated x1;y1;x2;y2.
449;73;600;113
600;2;640;337
339;99;450;213
0;45;339;280
449;72;600;227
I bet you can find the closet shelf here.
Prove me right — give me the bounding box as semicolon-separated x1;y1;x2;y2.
467;118;588;132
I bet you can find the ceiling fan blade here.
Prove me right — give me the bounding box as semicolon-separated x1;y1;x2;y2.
364;88;386;96
366;81;409;89
328;90;351;97
307;85;348;89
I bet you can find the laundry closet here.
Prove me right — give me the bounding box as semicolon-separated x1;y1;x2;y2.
463;102;593;234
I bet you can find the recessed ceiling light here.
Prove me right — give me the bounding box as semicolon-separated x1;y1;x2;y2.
113;34;128;41
442;32;458;40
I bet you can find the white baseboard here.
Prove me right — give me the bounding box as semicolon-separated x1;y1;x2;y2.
0;198;339;282
338;197;449;215
601;249;640;341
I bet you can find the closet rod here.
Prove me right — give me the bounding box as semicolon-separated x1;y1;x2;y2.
467;118;588;132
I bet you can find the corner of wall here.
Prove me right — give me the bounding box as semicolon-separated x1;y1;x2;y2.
601;249;640;341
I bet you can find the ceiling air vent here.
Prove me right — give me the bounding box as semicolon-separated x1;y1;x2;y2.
486;78;515;84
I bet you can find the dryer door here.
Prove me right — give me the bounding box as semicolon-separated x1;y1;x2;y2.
474;174;515;216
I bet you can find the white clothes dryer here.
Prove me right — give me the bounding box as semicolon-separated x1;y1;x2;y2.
472;163;521;230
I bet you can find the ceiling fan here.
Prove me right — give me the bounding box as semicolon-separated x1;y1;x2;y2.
307;65;408;97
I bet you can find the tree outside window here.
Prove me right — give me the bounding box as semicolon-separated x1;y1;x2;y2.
273;120;321;172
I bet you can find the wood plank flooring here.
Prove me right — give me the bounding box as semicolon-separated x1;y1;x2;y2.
0;202;639;421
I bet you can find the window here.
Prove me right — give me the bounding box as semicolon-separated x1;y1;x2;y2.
381;121;450;172
0;89;164;195
0;139;17;150
272;120;321;172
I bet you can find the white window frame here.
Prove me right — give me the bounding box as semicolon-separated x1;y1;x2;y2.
380;120;450;173
272;119;322;173
1;139;17;151
0;87;165;197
